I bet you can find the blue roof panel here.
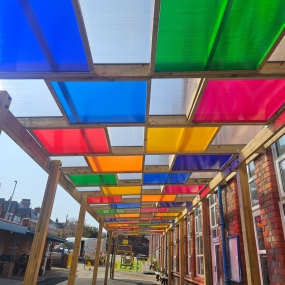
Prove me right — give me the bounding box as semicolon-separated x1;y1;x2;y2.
52;81;147;124
0;1;89;73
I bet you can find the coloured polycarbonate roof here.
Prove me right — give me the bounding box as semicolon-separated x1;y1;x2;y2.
1;0;285;235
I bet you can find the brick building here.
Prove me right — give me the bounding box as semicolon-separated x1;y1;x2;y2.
0;198;66;277
149;134;285;285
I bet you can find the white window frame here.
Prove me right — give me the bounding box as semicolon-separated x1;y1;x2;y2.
187;214;192;276
253;210;269;285
173;226;177;272
247;162;259;212
209;194;219;241
278;200;285;238
272;142;285;199
195;206;203;277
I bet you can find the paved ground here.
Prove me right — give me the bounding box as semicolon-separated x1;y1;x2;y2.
0;257;158;285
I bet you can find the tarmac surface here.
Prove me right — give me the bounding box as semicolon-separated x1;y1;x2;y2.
0;257;159;285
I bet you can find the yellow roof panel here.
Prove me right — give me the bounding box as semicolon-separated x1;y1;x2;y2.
154;213;180;217
102;186;141;195
146;127;218;153
115;214;140;218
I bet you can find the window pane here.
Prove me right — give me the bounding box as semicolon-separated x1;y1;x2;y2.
276;135;285;157
211;206;216;227
279;159;285;193
200;257;204;275
212;228;218;239
254;216;265;250
260;254;270;285
248;161;255;177
249;180;259;207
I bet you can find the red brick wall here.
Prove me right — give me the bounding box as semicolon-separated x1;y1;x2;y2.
0;229;33;261
254;149;285;285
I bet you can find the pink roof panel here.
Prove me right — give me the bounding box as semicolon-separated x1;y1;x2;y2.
193;80;285;123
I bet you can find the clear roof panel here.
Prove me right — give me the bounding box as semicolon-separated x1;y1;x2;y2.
145;155;169;166
211;125;264;145
142;185;162;190
108;127;144;146
150;79;200;115
117;173;142;180
50;156;88;167
268;36;285;61
76;186;100;191
0;1;89;73
0;80;61;117
79;0;154;63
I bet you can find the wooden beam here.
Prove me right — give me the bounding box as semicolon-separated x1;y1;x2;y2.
236;163;260;285
201;199;212;285
94;64;149;77
168;231;172;284
104;231;113;285
111;236;118;279
0;91;11;134
68;197;87;285
187;79;207;122
149;0;160;74
3;111;99;222
179;219;185;285
24;160;61;285
1;62;285;80
92;218;104;285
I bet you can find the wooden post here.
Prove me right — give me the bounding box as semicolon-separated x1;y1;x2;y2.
0;91;11;134
111;236;118;279
168;231;172;285
92;218;103;285
161;235;165;270
201;199;212;285
67;198;87;285
24;160;61;285
104;231;113;285
179;219;185;285
236;163;261;285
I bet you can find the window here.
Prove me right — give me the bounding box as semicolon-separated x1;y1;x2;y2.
275;135;285;197
187;214;192;276
247;162;259;209
247;161;269;285
209;194;220;285
173;226;177;271
195;206;203;276
209;194;218;239
253;211;270;285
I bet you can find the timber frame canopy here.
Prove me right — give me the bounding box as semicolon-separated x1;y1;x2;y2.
1;0;285;235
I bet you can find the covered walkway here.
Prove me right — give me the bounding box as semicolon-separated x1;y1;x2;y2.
0;1;285;285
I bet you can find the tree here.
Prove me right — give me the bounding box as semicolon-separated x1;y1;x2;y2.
83;225;98;238
62;218;98;238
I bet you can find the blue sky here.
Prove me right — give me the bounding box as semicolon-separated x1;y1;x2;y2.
0;132;97;227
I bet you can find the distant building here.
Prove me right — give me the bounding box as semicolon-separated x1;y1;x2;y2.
0;197;65;272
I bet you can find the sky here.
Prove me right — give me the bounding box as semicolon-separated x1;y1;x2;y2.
0;132;98;228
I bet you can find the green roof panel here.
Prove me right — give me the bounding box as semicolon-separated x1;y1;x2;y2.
155;0;285;72
69;174;117;186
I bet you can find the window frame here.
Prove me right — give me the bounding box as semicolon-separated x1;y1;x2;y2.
195;206;203;277
187;214;192;276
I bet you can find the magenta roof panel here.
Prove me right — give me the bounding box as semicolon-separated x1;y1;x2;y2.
163;185;203;194
193;80;285;123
